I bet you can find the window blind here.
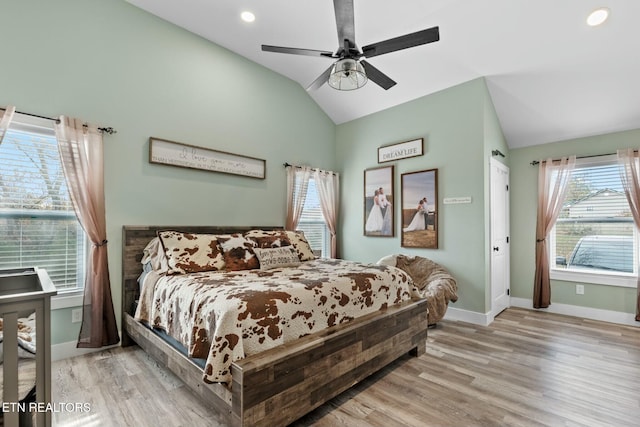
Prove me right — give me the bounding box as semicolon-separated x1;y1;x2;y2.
553;158;634;274
292;176;329;257
0;123;86;291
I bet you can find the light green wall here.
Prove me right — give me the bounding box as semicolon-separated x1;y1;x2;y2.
0;0;335;344
336;78;504;314
510;129;640;314
8;0;628;343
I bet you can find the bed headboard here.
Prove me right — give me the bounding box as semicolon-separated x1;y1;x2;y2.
121;225;283;338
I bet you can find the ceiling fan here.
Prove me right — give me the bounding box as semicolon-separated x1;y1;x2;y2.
261;0;440;91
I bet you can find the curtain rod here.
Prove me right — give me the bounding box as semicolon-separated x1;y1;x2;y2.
529;152;625;166
0;107;117;135
283;162;337;176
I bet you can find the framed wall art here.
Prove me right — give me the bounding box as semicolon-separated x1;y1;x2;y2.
364;165;394;237
149;137;266;179
401;168;438;248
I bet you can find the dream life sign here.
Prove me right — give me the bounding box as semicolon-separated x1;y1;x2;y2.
378;138;424;163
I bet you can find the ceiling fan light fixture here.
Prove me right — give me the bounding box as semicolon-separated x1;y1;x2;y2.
328;58;367;91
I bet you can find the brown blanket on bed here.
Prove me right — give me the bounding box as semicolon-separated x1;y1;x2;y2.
136;258;418;384
395;255;457;324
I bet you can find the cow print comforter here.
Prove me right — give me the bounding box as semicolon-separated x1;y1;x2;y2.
135;259;418;384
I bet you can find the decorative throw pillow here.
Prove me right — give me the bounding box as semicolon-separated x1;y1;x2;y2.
284;230;316;261
216;234;259;270
244;229;292;249
254;247;301;271
157;231;225;275
141;237;170;273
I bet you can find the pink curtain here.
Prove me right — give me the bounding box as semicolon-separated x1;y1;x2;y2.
314;169;340;258
285;165;312;230
533;156;575;308
617;148;640;321
55;117;119;347
0;106;16;144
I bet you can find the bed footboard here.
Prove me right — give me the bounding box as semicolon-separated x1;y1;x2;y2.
125;299;427;427
231;298;428;427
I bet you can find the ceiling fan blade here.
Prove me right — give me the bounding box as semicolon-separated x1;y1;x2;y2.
333;0;356;49
306;65;334;91
262;45;334;58
361;60;396;90
362;26;439;58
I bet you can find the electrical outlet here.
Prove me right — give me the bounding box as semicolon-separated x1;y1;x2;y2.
576;284;585;295
72;308;82;323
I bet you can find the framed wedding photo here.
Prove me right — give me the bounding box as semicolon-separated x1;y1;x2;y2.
401;169;438;248
364;165;394;237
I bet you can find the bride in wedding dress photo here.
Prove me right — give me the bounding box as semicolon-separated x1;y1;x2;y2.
403;199;426;232
400;168;438;249
378;187;393;235
365;190;384;232
364;166;394;236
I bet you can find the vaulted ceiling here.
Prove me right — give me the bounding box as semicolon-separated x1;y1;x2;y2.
126;0;640;149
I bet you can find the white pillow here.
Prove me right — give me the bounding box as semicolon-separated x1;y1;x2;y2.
376;254;399;267
254;246;301;270
141;237;169;273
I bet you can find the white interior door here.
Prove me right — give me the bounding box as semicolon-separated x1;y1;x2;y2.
490;158;510;318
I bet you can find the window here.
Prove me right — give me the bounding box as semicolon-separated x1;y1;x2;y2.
550;155;636;287
295;178;330;258
0;116;86;293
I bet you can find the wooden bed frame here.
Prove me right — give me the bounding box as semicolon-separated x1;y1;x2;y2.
121;225;428;427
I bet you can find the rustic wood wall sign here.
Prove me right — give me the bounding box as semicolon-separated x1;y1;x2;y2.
149;137;266;179
378;138;424;163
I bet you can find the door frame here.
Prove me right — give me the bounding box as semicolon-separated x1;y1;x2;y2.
489;157;510;319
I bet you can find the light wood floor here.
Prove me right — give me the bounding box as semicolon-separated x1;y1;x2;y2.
51;308;640;426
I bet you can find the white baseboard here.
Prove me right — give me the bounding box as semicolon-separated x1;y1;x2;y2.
443;300;639;328
510;297;639;327
51;332;121;361
443;306;493;326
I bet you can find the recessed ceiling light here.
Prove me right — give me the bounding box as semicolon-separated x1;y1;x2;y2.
241;11;255;23
587;8;610;26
